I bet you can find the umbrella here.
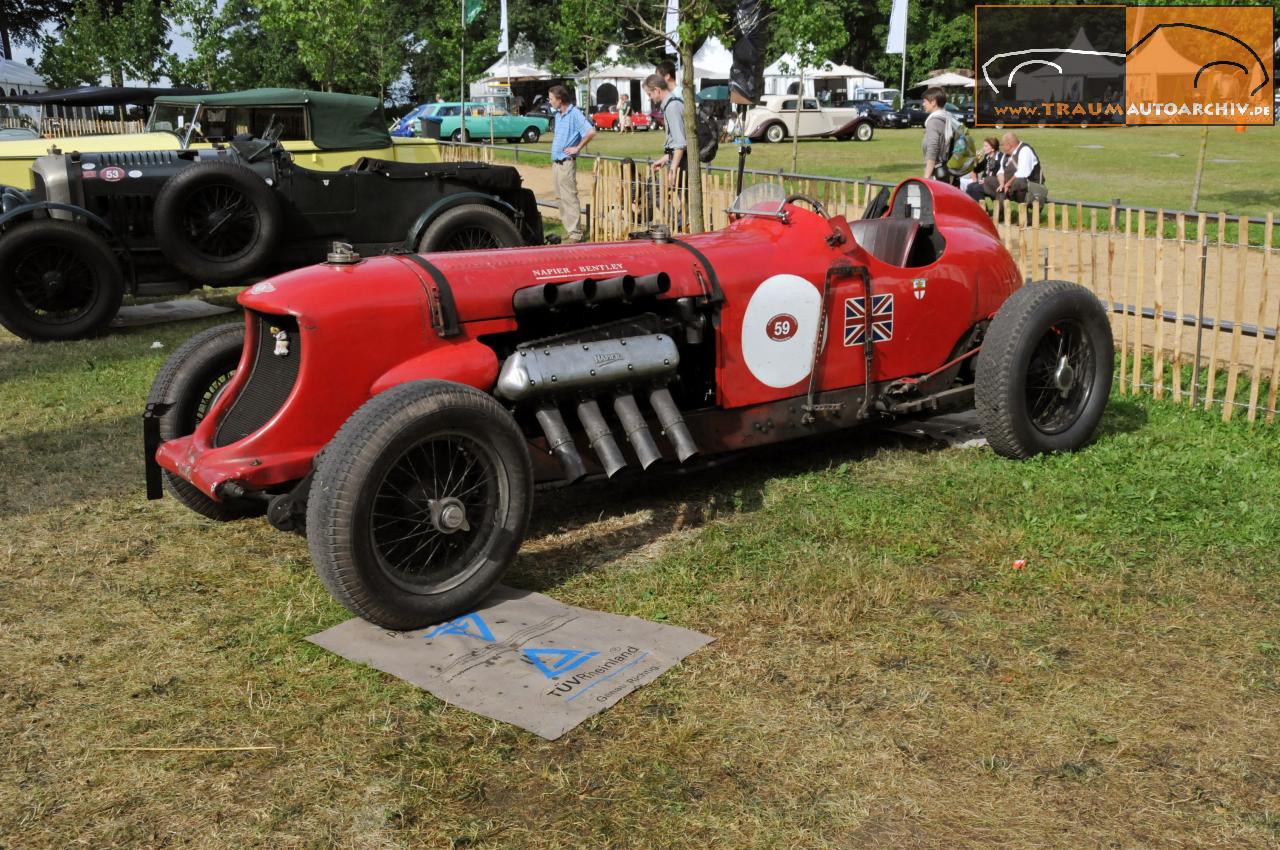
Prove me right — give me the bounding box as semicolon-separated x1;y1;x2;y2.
696;85;730;102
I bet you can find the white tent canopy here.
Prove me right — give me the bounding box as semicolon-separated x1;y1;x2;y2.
912;71;975;89
764;54;883;100
471;43;560;98
0;59;48;96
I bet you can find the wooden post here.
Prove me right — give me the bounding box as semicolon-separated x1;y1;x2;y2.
1031;200;1041;280
1132;209;1147;394
1106;205;1118;346
1003;196;1013;253
1223;216;1250;421
1075;202;1084;285
1245;213;1273;423
1089;207;1098;302
1172;213;1188;403
1205;212;1227;410
1047;202;1057;278
1153;210;1166;399
1119;208;1132;393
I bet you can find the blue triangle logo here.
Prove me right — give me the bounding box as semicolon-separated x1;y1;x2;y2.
423;613;495;642
522;647;600;679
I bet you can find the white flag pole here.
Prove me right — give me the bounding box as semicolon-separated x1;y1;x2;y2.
887;0;908;105
460;0;467;142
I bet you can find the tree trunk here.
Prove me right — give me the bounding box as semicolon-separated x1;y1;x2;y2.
1;27;11;62
790;74;803;173
679;43;704;233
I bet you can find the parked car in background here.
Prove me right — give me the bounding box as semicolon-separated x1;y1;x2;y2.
590;109;652;131
840;99;910;129
0;88;442;190
743;95;875;143
901;99;974;128
415;102;549;143
0;135;543;340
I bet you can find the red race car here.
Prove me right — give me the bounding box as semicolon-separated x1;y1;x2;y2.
591;109;651;131
146;179;1113;629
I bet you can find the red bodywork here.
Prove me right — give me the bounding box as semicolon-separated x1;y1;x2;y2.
156;179;1020;500
591;111;651;130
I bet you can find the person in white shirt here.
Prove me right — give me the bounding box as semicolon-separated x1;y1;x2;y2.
995;132;1041;203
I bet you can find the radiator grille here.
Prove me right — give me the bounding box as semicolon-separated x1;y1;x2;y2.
213;313;301;447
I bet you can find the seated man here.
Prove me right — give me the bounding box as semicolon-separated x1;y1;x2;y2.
994;131;1042;205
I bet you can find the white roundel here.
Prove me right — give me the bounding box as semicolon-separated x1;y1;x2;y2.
741;273;822;388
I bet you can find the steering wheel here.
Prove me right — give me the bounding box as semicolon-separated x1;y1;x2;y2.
785;193;828;217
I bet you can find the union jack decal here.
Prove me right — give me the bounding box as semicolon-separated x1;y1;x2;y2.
843;293;894;347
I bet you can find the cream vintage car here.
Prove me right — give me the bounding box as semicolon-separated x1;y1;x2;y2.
0;88;440;190
743;95;876;143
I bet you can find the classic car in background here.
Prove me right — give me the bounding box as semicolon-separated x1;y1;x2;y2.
0;88;442;190
411;102;549;143
0;134;542;341
901;99;975;128
590;109;652;131
840;99;911;129
743;96;876;143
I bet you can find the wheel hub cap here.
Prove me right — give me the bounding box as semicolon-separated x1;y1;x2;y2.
42;270;64;295
429;497;470;534
1053;355;1075;396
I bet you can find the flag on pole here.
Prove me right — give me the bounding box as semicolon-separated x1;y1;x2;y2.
886;0;907;54
464;0;483;26
497;0;509;52
664;0;679;55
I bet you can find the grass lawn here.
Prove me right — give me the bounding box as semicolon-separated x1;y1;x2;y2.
497;123;1280;218
3;307;1280;848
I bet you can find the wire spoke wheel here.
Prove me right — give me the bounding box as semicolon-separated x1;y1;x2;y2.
181;183;261;262
370;433;500;593
442;226;504;251
1024;319;1095;435
9;240;97;323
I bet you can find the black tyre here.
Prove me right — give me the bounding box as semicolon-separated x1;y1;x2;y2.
450;128;470;143
153;161;282;285
521;126;541;143
307;381;534;629
855;122;874;141
417;203;523;253
146;321;263;520
764;123;786;143
976;280;1114;459
0;220;124;341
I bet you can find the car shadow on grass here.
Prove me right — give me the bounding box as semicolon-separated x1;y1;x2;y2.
1094;397;1147;438
507;425;953;593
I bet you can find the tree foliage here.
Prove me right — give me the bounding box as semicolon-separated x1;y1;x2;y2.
36;0;168;87
0;0;71;61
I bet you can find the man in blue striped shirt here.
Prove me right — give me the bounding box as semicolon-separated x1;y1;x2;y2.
548;85;596;243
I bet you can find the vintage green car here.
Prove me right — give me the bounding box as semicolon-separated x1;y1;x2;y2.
412;102;550;144
0;88;441;190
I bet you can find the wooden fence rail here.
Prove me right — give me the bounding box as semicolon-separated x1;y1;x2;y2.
441;144;1280;424
1;117;146;137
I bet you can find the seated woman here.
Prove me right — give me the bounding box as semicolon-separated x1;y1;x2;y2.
964;136;1005;205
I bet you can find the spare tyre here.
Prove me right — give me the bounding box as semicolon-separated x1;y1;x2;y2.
153;161;282;285
417;203;523;253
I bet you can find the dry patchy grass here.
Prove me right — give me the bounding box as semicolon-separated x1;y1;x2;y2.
2;313;1279;849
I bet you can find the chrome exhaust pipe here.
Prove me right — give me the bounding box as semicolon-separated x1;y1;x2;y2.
613;391;663;469
648;385;698;462
535;404;587;483
576;399;627;478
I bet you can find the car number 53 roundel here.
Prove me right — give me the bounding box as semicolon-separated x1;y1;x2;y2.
740;273;823;388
